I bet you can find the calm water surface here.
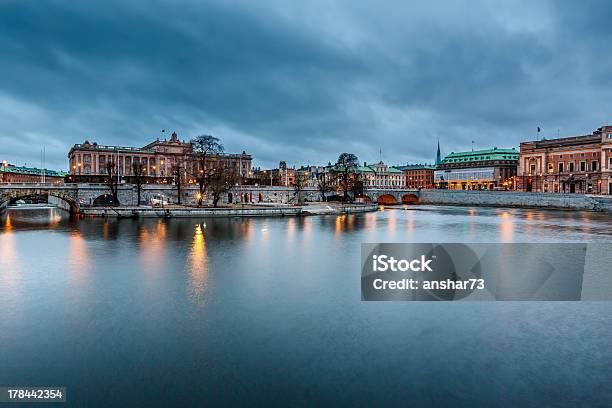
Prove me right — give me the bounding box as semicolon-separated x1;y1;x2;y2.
1;206;611;407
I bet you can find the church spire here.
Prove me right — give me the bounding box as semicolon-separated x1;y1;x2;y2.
436;138;441;165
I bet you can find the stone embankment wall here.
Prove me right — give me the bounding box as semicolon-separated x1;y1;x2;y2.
79;203;378;218
74;184;321;207
418;190;611;212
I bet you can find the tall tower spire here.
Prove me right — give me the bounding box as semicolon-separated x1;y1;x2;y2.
436;138;441;165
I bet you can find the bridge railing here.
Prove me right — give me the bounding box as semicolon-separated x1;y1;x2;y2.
0;182;73;187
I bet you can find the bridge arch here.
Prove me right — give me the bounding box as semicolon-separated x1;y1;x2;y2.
401;193;419;204
92;193;119;206
376;194;398;205
0;190;78;214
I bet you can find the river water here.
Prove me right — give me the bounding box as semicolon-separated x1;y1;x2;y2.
1;206;611;407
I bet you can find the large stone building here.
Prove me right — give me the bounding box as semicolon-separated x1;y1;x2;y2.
67;132;252;183
517;125;612;194
1;162;67;184
434;148;518;190
395;164;435;189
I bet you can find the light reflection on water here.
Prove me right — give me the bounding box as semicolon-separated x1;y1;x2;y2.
1;205;612;407
188;223;208;304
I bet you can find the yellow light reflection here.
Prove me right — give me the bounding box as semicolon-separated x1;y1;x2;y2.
335;214;346;235
4;213;13;232
139;221;167;272
68;230;90;286
188;223;209;303
499;211;514;242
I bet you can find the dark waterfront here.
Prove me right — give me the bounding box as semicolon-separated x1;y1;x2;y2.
1;206;612;407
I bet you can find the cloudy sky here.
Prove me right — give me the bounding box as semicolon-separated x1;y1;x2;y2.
1;0;611;170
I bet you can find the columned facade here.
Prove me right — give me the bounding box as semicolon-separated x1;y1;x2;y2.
518;125;612;195
67;132;252;184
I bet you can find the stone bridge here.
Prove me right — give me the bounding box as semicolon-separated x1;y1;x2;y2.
0;184;81;213
0;183;421;214
362;188;421;204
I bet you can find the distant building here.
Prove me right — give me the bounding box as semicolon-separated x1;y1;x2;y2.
434;148;518;190
251;162;306;187
67;132;252;184
278;161;297;186
0;163;67;184
356;161;405;188
517;125;612;194
436;138;442;165
395;164;435;189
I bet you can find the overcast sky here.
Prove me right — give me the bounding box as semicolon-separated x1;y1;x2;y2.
1;0;611;170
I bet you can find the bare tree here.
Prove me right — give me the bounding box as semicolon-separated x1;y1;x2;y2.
316;169;332;202
104;161;120;206
207;166;238;207
191;134;224;206
335;153;359;202
350;172;365;199
171;161;185;205
132;162;146;206
293;172;307;205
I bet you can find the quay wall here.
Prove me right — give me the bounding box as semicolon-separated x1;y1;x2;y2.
79;203;378;218
418;190;610;211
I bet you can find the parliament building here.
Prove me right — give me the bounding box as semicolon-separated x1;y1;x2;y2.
67;132;252;184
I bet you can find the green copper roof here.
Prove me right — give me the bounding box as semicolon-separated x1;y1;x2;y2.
440;148;518;164
1;165;68;177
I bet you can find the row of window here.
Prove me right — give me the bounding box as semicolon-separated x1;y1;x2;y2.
541;159;608;174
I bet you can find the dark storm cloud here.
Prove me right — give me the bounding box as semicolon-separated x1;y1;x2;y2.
1;0;612;169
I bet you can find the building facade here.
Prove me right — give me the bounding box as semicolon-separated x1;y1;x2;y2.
517;125;612;194
67;132;252;184
395;165;435;189
434;148;518;190
357;162;405;189
1;162;67;184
